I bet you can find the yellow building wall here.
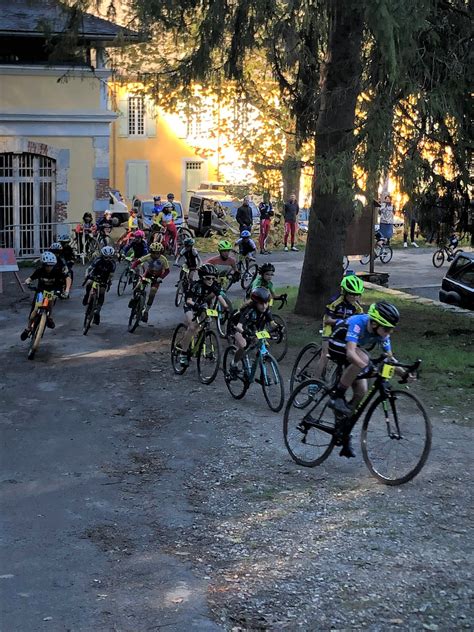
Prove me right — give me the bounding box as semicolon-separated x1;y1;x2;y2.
0;74;101;111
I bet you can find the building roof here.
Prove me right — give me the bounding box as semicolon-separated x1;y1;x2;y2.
0;0;139;43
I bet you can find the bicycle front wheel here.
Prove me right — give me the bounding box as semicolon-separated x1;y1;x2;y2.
117;266;130;296
171;323;189;375
83;295;96;335
268;314;288;362
222;345;249;399
175;278;185;307
240;263;258;290
197;329;221;384
216;296;233;338
361;390;432;485
260;353;285;412
290;343;321;405
28;313;47;360
128;293;144;333
283;379;335;467
360;253;371;265
379;245;393;264
432;249;445;267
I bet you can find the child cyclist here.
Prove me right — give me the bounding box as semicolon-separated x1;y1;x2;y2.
130;242;170;323
312;274;364;381
206;240;239;286
122;229;148;261
48;242;72;297
82;246;116;325
175;237;202;283
249;262;287;302
328;301;413;458
235;230;257;260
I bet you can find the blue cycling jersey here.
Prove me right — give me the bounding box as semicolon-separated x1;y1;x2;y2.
342;313;392;353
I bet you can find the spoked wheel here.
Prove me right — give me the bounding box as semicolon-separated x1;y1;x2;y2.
289;343;321;405
283;379;336;467
171;323;189;375
432;249;445;267
83;296;96;335
28;313;47;360
117;266;130;296
379;245;393;264
222;345;249;399
128;293;144;333
240;263;258;290
260;353;285;412
361;390;432;485
216;297;233;338
360;253;371;265
342;255;349;271
197;329;221;384
175;274;186;307
268;314;288;362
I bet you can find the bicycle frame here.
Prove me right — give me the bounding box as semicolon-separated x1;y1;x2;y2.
243;333;271;383
189;309;217;356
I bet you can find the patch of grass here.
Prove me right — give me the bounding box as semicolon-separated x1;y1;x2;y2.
276;285;474;416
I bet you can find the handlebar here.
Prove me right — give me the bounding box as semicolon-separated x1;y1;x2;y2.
275;294;288;310
371;356;422;383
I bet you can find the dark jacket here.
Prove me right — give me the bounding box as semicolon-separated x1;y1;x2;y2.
236;203;253;228
283;201;299;222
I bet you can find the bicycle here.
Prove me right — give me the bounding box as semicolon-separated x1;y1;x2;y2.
289;339;339;406
283;358;431;485
236;254;258;290
215;288;233;338
25;287;60;359
360;240;393;265
223;330;285;412
128;276;155;333
267;295;288;362
432;243;463;268
170;307;221;384
83;278;107;335
152;224;193;257
117;259;139;296
174;263;191;307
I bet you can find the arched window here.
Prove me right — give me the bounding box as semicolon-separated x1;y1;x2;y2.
0;153;56;257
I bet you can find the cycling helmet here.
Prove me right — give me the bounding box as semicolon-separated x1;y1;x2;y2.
101;245;115;258
41;251;57;265
259;263;275;274
250;287;271;304
162;202;174;210
341;274;364;295
368;302;400;328
49;242;63;252
240;230;251;238
153;195;161;202
184;237;195;247
198;263;218;278
218;240;232;252
149;242;164;253
58;234;70;243
104;210;112;217
134;229;145;239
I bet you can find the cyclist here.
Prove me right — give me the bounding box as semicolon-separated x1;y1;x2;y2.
82;245;116;325
152;202;178;249
249;262;286;302
130;242;170;322
96;211;113;245
48;242;72;298
74;212;94;252
227;286;279;377
311;274;364;382
57;234;76;277
122;229;148;260
235;230;257;260
328;302;405;458
178;263;227;366
20;252;67;340
206;240;239;286
175;237;201;283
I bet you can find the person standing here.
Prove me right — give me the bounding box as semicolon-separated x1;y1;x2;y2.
236;196;253;233
258;194;273;254
403;202;419;248
379;195;395;244
283;193;299;251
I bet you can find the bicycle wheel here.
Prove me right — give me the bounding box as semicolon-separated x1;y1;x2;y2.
216;296;233;338
342;255;349;271
222;345;249;399
175;276;185;307
289;343;321;404
268;314;288;362
379;245;393;264
171;323;189;375
432;249;445;267
117;266;130;296
197;329;221;384
283;380;336;467
260;353;285;412
361;390;432;485
240;263;258;290
128;292;144;333
28;313;46;360
360;253;371;265
83;294;96;335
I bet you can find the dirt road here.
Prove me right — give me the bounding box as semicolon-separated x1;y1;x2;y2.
0;263;472;631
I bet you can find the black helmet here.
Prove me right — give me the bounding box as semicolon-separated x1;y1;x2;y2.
259;262;275;274
198;263;218;278
368;301;400;328
250;287;271;304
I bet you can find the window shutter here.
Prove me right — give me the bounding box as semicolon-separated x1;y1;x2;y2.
146;98;157;138
117;97;128;137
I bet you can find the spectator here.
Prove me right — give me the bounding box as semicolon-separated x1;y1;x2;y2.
378;195;395;244
283;193;299;251
236;196;253;232
258;194;274;255
403;202;419;248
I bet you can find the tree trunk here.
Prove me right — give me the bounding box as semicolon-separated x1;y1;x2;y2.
282;133;302;201
295;3;364;317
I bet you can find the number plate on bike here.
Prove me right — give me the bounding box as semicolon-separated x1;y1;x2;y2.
381;364;395;379
206;308;218;317
256;330;271;339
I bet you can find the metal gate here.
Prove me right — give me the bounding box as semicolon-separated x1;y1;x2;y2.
0;153;56;257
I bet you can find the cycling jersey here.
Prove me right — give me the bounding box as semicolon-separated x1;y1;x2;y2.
128;215;139;230
87;256;116;283
96;216;113;232
206;254;237;273
251;276;274;293
184;279;222;311
153;209;178;226
330;313;392;359
232;304;274;337
178;247;201;270
123;240;148;259
322;294;363;338
132;254;169;276
30;265;67;292
236;238;257;256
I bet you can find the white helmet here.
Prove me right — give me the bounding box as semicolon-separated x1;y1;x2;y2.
50;242;63;252
101;246;115;258
41;251;57;265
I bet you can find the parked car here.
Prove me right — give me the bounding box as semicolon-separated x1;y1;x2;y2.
439;251;474;310
132;196;185;228
108;189;129;225
187;193;233;237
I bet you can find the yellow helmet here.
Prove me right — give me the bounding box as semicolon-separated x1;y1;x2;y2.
149;242;164;253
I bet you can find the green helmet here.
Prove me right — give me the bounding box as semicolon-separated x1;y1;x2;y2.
341;274;364;295
368;302;400;328
218;239;232;252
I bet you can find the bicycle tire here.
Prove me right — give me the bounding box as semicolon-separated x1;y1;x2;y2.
216;296;233;338
268;314;288;362
432;249;445;267
28;313;46;360
379;245;393;264
222;345;249;399
171;323;189;375
361;390;432;485
283;379;336;467
117;266;130;296
289;343;321;405
240;263;258;290
342;255;349;271
128;292;144;333
175;277;185;307
260;353;285;412
360;253;371;265
197;329;221;385
83;293;96;335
